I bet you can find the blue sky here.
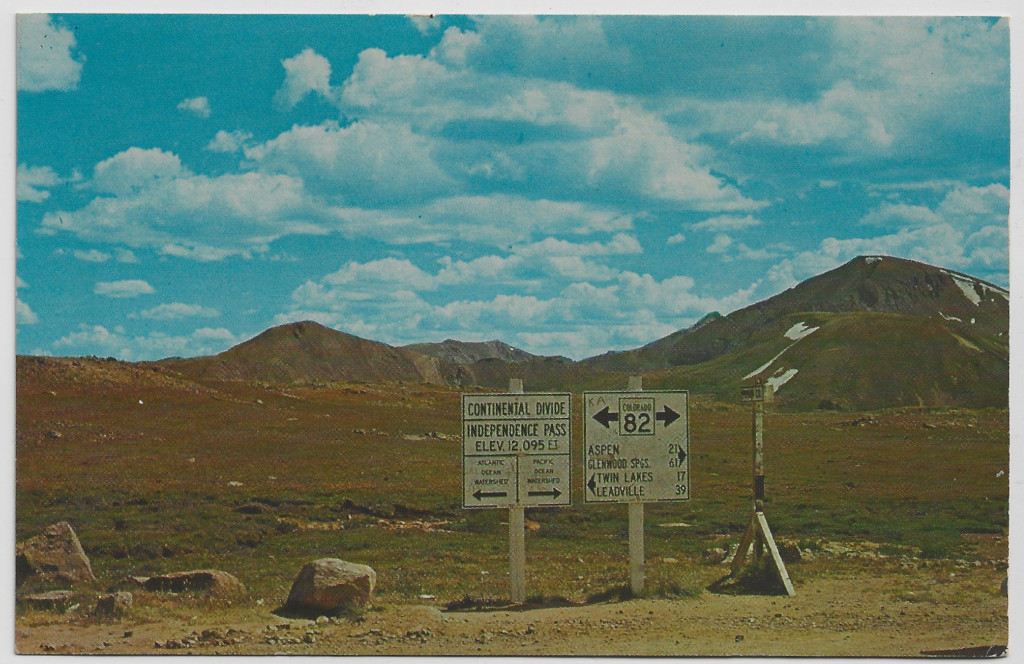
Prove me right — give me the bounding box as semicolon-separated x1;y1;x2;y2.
14;13;1011;361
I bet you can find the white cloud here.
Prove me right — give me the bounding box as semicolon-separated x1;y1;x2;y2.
43;151;332;260
16;14;83;92
94;279;155;298
74;249;111;263
17;298;39;325
410;15;443;36
17;164;63;202
860;202;941;227
707;234;733;254
177;96;211;118
115;248;139;263
859;182;1008;235
511;233;642;257
282;252;762;358
667;233;686;245
91;147;184;195
52;324;240;361
139;302;220;320
337;44;763;211
205;129;253;153
734;18;1007;155
245;120;455;205
274;48;335;109
692;215;762;232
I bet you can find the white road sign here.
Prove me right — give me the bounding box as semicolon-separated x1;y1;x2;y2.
583;391;689;503
462;393;571;508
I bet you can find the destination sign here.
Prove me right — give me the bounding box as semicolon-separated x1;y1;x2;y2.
740;384;774;403
462;393;571;508
583;391;689;504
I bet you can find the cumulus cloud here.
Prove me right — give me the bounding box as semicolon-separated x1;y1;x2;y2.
91;147;184;195
177;96;211;118
244;120;456;205
735;17;1007;156
707;234;733;254
94;279;156;298
43;147;334;260
17;298;39;325
52;324;240;361
17;14;84;92
692;215;762;232
74;249;111;262
17;164;64;202
280;248;761;358
205;129;253;153
274;48;335;109
138;302;220;320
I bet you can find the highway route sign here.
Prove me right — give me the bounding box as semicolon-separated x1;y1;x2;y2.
462;392;571;508
583;391;689;503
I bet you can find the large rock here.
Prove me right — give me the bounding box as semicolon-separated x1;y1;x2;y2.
135;570;244;595
285;559;376;614
16;522;95;586
19;590;76;612
93;591;133;617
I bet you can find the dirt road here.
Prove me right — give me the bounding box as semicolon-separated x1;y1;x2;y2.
16;562;1007;657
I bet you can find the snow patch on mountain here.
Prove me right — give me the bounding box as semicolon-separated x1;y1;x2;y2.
785;321;819;341
744;344;793;380
938;311;962;322
944;271;982;306
767;368;798;392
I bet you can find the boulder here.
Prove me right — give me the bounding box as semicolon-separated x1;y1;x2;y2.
138;570;244;595
702;547;728;565
778;543;802;564
20;590;76;612
285;559;376;614
93;592;133;617
16;522;95;586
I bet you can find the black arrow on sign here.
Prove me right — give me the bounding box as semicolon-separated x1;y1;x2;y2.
587;474;598;495
473;490;507;500
656;405;681;428
527;488;562;499
592;406;619;428
677;448;687;464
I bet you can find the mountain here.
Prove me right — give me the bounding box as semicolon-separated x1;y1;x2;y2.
161;320;468;386
404;339;549;365
581;255;1008;410
583;255;1008;371
136;255;1009;410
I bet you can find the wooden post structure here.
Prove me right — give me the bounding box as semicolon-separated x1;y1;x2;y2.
627;375;645;596
731;383;795;596
508;378;527;604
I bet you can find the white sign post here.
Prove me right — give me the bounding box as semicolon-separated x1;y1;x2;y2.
462;381;571;603
584;379;689;595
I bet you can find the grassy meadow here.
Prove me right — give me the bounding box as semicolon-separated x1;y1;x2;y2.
16;361;1008;614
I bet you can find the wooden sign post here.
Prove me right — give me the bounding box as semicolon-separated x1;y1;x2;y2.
626;375;645;596
583;377;690;598
507;378;527;605
461;379;571;605
731;382;795;596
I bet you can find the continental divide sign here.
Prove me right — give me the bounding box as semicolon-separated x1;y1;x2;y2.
462;393;571;508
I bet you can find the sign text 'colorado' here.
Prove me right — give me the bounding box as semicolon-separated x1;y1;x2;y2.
583;391;689;503
462;393;571;508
